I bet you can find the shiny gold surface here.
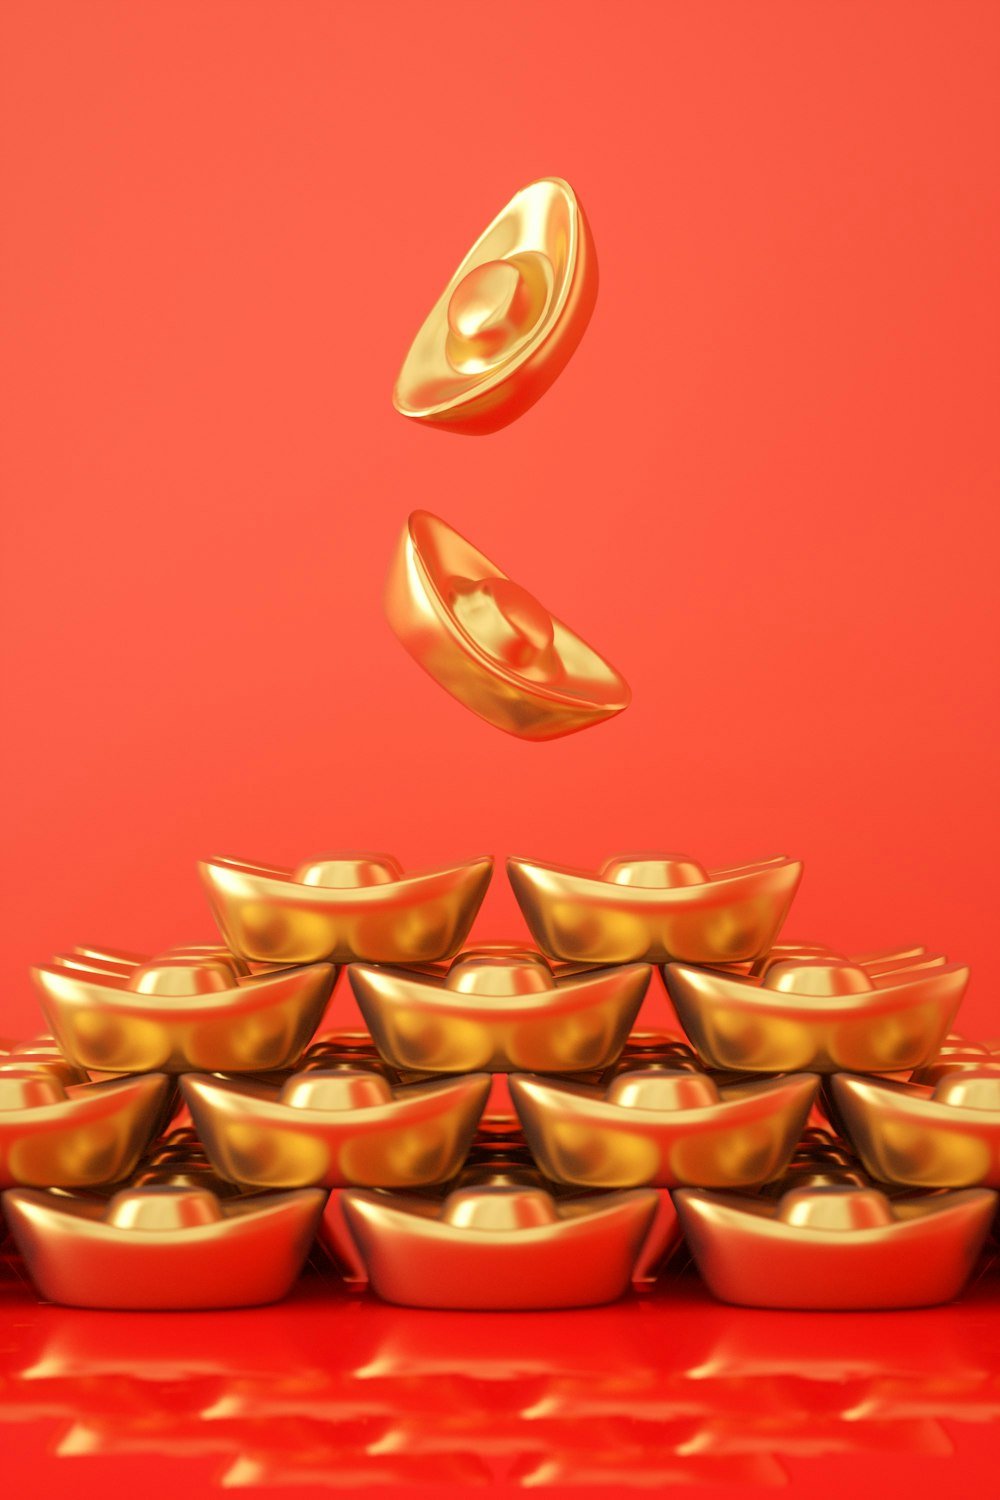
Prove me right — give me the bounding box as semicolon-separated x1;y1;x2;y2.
664;953;968;1074
32;949;335;1074
509;1070;818;1189
181;1069;491;1189
341;1183;658;1309
3;1184;326;1309
392;178;597;433
384;511;630;741
1;1035;88;1089
831;1069;1000;1189
673;1185;996;1309
507;853;802;964
0;1071;170;1189
348;945;650;1074
911;1033;1000;1087
199;850;492;965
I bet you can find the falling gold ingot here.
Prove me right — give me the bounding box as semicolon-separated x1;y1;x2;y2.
341;1183;657;1309
392;178;597;433
181;1068;491;1189
2;1183;326;1309
0;1070;170;1189
31;948;335;1074
509;1069;818;1190
384;511;630;740
199;850;493;965
673;1184;996;1309
507;852;802;964
348;945;650;1074
830;1068;1000;1189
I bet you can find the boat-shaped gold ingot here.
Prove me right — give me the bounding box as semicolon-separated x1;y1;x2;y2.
181;1068;491;1189
392;178;597;434
506;853;802;964
32;949;335;1073
348;946;650;1074
509;1069;818;1189
2;1183;325;1308
673;1183;995;1309
0;1070;170;1189
385;511;630;741
831;1068;1000;1189
663;953;968;1074
341;1182;657;1309
199;850;493;965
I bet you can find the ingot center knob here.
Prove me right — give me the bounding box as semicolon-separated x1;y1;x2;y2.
445;256;547;370
449;576;556;673
128;958;234;996
602;855;709;889
280;1070;394;1110
442;1186;559;1230
763;957;874;997
445;948;554;996
933;1069;1000;1110
106;1187;224;1231
295;854;404;889
777;1187;894;1231
607;1069;721;1110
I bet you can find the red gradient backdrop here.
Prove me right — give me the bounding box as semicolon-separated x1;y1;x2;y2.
1;2;998;1036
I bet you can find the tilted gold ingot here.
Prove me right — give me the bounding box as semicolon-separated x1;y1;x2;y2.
673;1184;996;1309
392;178;597;433
32;948;335;1074
181;1068;491;1189
507;853;802;964
385;511;630;741
831;1068;1000;1189
0;1070;170;1189
341;1182;657;1309
199;850;492;965
348;945;650;1074
509;1068;818;1190
663;952;968;1074
2;1183;325;1309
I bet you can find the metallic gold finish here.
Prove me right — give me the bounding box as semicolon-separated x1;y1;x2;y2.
341;1183;658;1309
673;1184;996;1309
831;1069;1000;1189
0;1071;170;1189
507;853;802;964
1;1035;88;1089
385;511;630;741
392;178;597;433
199;851;492;965
663;953;968;1074
3;1183;325;1308
348;945;650;1074
32;949;335;1074
509;1070;818;1189
911;1033;1000;1087
181;1069;491;1189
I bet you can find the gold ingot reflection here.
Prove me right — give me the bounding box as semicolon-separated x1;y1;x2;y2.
674;1184;996;1309
664;953;968;1074
507;852;802;963
510;1069;818;1189
199;850;492;964
181;1068;490;1189
832;1068;1000;1188
384;511;630;741
3;1183;326;1309
392;178;597;433
348;945;650;1074
32;948;335;1073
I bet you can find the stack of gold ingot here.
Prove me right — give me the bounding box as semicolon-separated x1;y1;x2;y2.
2;849;996;1310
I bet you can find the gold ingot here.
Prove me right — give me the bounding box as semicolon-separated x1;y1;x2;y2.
673;1184;996;1309
507;852;802;963
0;1070;170;1188
32;948;335;1074
384;511;630;740
3;1183;325;1309
348;945;650;1074
199;850;492;964
181;1068;490;1189
831;1067;1000;1189
509;1069;818;1189
911;1032;999;1087
664;951;969;1074
392;178;597;433
340;1183;657;1309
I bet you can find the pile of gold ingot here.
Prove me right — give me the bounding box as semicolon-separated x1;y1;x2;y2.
1;848;996;1310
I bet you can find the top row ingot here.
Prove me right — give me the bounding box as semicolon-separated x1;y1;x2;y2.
392;178;597;434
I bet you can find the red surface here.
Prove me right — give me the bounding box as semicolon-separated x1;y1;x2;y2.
1;0;999;1492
